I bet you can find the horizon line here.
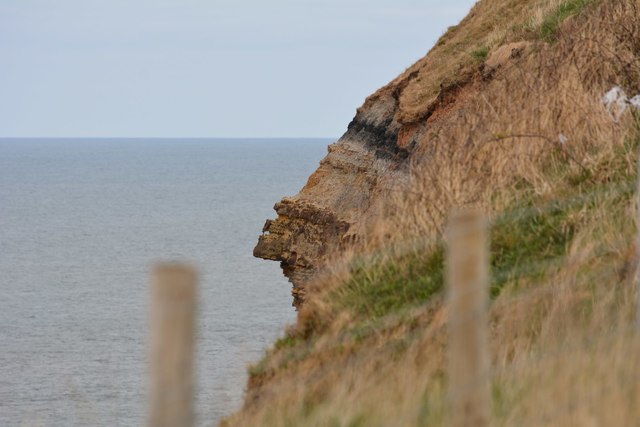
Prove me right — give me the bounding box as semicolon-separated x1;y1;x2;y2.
0;136;338;140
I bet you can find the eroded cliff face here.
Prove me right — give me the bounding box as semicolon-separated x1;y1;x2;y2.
253;67;456;304
254;86;406;304
253;0;548;304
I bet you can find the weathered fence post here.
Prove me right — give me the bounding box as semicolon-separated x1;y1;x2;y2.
446;209;491;427
148;263;198;427
636;158;640;331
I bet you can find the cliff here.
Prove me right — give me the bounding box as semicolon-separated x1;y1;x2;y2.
254;0;614;304
253;88;409;303
253;14;488;303
230;0;640;425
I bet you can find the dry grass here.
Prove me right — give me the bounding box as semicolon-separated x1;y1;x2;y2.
382;0;639;241
379;0;598;124
223;0;640;425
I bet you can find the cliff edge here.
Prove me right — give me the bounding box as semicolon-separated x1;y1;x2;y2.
254;0;576;303
231;0;640;425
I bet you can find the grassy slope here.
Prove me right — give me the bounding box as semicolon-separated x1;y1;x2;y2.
230;122;640;427
224;0;640;425
389;0;595;123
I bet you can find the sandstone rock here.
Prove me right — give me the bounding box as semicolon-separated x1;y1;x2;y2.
253;102;410;305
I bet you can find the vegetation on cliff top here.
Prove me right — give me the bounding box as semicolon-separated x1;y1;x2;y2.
225;0;640;425
390;0;594;123
233;120;640;427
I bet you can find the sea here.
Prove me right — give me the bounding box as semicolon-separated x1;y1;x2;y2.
0;138;330;426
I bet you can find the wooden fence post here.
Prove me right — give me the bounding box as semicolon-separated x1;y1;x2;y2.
148;263;198;427
446;209;491;427
636;157;640;331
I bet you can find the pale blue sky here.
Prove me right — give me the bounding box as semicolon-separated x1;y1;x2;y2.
1;0;476;137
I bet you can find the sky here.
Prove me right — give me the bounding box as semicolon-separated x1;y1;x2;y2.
1;0;477;138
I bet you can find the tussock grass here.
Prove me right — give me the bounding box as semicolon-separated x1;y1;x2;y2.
539;0;593;41
471;45;492;62
335;246;444;320
384;0;599;123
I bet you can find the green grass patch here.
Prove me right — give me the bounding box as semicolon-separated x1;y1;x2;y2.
336;199;585;319
334;202;578;320
471;45;491;62
334;184;624;319
336;246;445;320
539;0;592;41
491;200;577;296
274;334;302;350
334;190;583;319
248;358;268;377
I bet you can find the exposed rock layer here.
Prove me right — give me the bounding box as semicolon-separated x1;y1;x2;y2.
253;73;455;303
254;57;503;305
253;87;417;302
253;0;540;304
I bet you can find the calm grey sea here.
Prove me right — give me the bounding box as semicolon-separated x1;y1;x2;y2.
0;138;329;427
